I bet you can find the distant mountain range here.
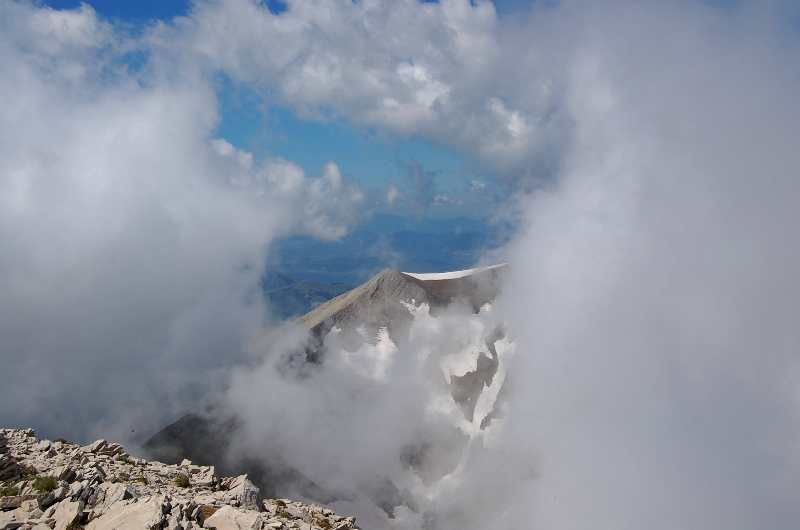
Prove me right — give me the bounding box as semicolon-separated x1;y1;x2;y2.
262;213;512;320
261;273;355;321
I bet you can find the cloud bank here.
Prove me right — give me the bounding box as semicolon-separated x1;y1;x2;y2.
1;0;799;529
211;1;800;529
0;0;364;443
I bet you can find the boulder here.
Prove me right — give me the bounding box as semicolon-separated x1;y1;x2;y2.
99;484;136;509
227;478;260;513
87;440;107;454
84;498;165;530
203;506;263;530
37;485;68;509
51;500;84;530
56;465;77;483
0;516;24;530
164;511;181;530
0;462;19;482
18;500;38;513
0;496;36;512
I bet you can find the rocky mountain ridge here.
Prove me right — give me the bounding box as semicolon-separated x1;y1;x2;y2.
0;429;356;530
296;265;506;347
143;265;510;525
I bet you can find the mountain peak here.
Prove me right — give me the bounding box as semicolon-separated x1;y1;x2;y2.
296;264;507;345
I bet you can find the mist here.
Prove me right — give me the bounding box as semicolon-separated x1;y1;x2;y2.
216;2;800;529
0;0;364;444
2;0;799;529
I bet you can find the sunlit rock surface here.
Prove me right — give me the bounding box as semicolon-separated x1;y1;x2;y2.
0;429;355;530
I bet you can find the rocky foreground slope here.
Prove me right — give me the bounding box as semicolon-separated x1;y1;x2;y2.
0;429;356;530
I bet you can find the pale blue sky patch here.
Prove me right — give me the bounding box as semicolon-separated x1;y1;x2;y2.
34;0;521;219
214;73;491;214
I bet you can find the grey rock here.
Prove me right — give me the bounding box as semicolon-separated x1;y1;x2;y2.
203;506;263;530
37;486;67;509
84;498;165;530
0;497;21;511
225;477;259;513
0;463;19;482
87;441;107;454
164;512;182;530
2;429;357;530
99;484;135;509
56;466;76;483
85;488;104;509
51;500;84;530
17;501;37;513
0;497;36;512
0;508;23;529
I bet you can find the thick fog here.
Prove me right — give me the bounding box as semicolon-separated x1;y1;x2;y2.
2;1;799;529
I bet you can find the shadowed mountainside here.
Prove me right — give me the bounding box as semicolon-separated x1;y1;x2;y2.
143;264;508;516
295;265;505;345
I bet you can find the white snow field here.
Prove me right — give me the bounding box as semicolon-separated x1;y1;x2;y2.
401;263;507;281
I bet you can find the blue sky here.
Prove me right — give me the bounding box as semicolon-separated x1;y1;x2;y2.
214;77;487;197
41;0;523;218
34;0;798;221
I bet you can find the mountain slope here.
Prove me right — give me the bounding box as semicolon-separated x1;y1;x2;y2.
296;264;506;345
142;264;509;524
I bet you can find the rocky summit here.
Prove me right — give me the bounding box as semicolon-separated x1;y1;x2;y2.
297;265;506;341
0;429;356;530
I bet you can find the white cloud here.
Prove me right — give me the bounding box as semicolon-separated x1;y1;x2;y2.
469;180;485;192
216;1;800;529
386;184;401;206
1;1;799;529
0;0;364;443
153;0;562;180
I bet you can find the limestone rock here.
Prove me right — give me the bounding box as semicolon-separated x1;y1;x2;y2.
222;476;259;512
203;505;263;530
51;500;84;530
85;498;165;530
1;429;357;530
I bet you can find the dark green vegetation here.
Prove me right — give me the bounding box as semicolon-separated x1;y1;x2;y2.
32;476;58;493
0;484;19;497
